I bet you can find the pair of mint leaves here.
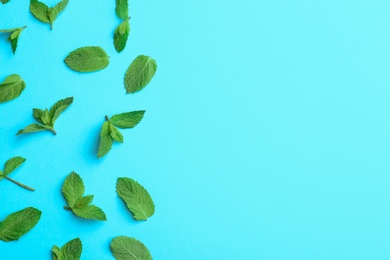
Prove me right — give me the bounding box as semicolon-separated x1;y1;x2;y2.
29;0;69;30
62;172;155;221
64;47;157;94
54;236;153;260
0;156;34;191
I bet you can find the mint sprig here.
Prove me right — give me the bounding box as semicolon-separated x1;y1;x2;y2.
17;97;73;136
0;157;34;191
97;111;145;158
52;237;82;260
29;0;69;30
0;26;27;54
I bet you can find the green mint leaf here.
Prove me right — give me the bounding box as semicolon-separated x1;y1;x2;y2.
116;177;155;221
49;96;73;125
0;207;41;242
64;46;110;72
109;123;124;143
30;0;50;23
115;0;128;20
124;55;157;94
3;156;25;176
62;172;107;221
0;74;26;103
18;97;73;136
62;171;85;208
74;195;94;209
97;121;113;158
110;236;153;260
110;111;145;129
52;237;82;260
1;0;10;4
48;0;69;28
114;19;130;53
0;27;26;54
16;123;52;135
72;205;107;221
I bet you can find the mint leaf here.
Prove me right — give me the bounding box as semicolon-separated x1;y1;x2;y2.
17;97;73;136
114;19;130;53
116;177;155;221
62;171;84;208
64;46;110;72
52;237;82;260
4;156;25;175
115;0;128;20
109;123;124;143
110;236;153;260
124;55;157;94
72;205;107;221
62;171;107;221
30;0;69;29
16;123;52;135
29;0;50;23
0;26;26;54
1;0;10;4
97;121;113;158
110;111;145;129
0;207;41;242
0;74;26;103
0;157;34;191
49;96;73;125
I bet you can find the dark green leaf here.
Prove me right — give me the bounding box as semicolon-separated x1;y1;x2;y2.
97;121;113;158
3;156;25;176
110;111;145;129
74;195;93;209
0;207;41;242
1;0;10;4
115;0;128;20
29;0;50;23
114;19;130;53
62;171;84;208
52;237;82;260
16;123;52;135
109;123;124;143
49;96;73;125
72;205;107;221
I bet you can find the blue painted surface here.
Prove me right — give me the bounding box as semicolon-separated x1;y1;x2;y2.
2;0;390;259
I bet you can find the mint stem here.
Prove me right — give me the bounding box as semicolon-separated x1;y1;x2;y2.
51;128;57;135
4;176;35;191
105;115;109;121
63;206;71;210
22;25;27;29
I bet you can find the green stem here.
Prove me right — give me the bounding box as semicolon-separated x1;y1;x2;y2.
63;206;71;211
50;128;57;135
105;115;109;121
22;25;27;30
4;176;35;191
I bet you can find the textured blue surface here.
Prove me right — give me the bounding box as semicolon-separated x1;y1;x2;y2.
2;0;390;259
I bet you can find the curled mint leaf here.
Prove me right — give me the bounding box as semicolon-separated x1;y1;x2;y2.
124;55;157;94
52;237;82;260
64;46;110;72
62;171;107;221
29;0;69;30
116;177;155;221
0;207;41;242
110;236;152;260
0;74;26;103
0;26;27;54
0;157;34;191
17;97;73;136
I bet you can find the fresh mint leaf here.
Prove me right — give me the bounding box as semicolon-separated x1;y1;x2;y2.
1;0;10;4
62;171;107;221
116;177;155;221
64;46;110;72
124;55;157;94
17;97;73;136
114;19;130;53
30;0;69;29
0;74;26;103
0;157;34;191
97;121;113;158
110;111;145;129
115;0;128;20
110;236;153;260
0;26;26;54
109;123;123;143
52;237;82;260
0;207;41;242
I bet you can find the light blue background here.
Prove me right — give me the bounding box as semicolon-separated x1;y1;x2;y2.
1;0;390;259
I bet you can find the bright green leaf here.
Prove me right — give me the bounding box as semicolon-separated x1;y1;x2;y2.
109;123;124;143
16;123;52;135
29;0;50;23
49;96;73;125
0;207;41;242
115;0;128;20
64;46;110;72
72;205;107;221
74;195;94;209
114;19;130;53
97;121;113;158
124;55;157;94
3;156;25;176
110;236;153;260
0;74;26;103
52;237;82;260
62;171;84;208
116;177;155;221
